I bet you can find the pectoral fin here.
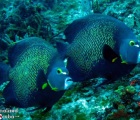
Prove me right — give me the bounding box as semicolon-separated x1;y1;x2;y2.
37;70;48;90
103;44;119;63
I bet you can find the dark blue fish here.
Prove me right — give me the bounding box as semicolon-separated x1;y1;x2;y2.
58;14;140;82
0;37;73;110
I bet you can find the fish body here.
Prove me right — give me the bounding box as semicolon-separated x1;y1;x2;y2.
61;14;140;82
0;37;73;109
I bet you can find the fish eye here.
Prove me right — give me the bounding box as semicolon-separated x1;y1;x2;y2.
57;68;62;74
129;40;135;46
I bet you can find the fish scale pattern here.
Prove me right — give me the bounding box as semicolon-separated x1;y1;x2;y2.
67;20;116;73
9;43;56;106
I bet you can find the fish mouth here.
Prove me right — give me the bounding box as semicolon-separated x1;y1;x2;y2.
64;77;73;90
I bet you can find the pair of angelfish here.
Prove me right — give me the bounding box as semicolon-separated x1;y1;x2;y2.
0;14;140;111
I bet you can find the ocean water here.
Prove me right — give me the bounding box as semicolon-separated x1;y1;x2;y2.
0;0;140;120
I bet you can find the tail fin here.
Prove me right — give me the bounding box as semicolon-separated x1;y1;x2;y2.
0;62;10;84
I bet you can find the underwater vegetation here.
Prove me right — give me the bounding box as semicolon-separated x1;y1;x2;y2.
0;0;140;120
0;0;90;42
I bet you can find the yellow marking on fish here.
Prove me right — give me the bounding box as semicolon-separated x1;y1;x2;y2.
42;83;48;90
129;40;135;46
121;61;128;64
51;87;58;91
47;80;58;91
112;57;118;63
120;55;128;64
57;68;63;74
